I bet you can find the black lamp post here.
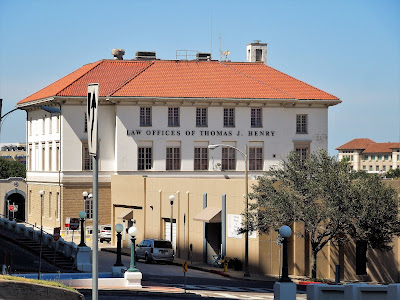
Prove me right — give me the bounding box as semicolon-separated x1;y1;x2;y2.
169;195;175;245
114;223;124;267
78;211;87;247
279;225;292;282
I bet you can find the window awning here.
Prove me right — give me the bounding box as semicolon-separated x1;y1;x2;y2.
118;209;134;220
193;207;221;223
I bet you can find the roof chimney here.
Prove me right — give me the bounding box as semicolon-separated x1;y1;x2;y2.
247;41;267;64
111;49;125;60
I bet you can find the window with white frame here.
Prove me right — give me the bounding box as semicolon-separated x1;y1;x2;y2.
166;147;180;170
41;143;45;171
85;196;93;219
138;147;152;170
42;116;46;135
196;108;208;127
251;108;262;128
48;192;52;219
83;144;93;171
49;116;52;134
48;143;52;171
28;144;32;171
249;147;263;170
140;107;152;126
84;113;88;133
56;142;60;171
194;147;208;170
296;114;308;134
294;141;310;162
223;108;235;127
222;147;236;170
56;192;59;220
168;107;180;127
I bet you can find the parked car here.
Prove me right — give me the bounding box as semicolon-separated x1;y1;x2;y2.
136;239;174;263
99;225;112;243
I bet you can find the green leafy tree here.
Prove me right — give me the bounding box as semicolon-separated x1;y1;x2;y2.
346;171;400;274
385;168;400;179
0;158;26;179
247;150;351;278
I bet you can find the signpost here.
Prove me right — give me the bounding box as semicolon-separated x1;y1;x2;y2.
53;227;61;265
182;261;188;292
87;83;99;300
69;218;79;245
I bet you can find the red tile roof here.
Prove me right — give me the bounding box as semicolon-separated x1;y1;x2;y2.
336;138;376;150
18;60;339;105
363;143;400;154
337;139;400;153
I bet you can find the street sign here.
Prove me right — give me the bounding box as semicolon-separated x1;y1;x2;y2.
182;261;188;273
13;205;18;212
87;83;99;156
65;217;70;228
8;205;14;211
53;227;61;241
69;218;80;230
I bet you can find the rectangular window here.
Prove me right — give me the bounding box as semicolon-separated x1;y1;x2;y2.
41;192;44;218
249;147;263;170
296;114;308;134
84;113;88;133
48;192;52;219
296;148;308;162
56;142;60;171
378;155;382;160
56;115;60;133
29;190;32;216
28;144;32;171
42;143;45;171
42;116;46;135
223;108;235;127
251;108;262;128
49;116;52;134
83;146;93;170
376;166;379;171
138;147;152;170
384;155;389;160
363;165;366;170
194;147;208;170
168;107;180;127
166;147;180;170
364;155;368;160
140;107;152;126
29;117;32;136
222;147;236;170
85;197;93;219
383;165;386;171
48;143;52;171
196;108;208;127
369;165;373;171
371;155;376;160
56;192;59;220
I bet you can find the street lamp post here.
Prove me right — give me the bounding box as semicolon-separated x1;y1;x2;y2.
127;225;139;272
208;144;250;277
279;225;292;282
78;211;87;247
114;223;124;267
169;195;175;245
38;190;44;279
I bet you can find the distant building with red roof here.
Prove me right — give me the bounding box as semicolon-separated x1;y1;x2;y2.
337;138;400;172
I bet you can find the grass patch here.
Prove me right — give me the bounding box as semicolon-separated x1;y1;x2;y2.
0;275;77;292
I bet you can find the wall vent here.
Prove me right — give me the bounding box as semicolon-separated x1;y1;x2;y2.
135;51;156;60
196;52;212;61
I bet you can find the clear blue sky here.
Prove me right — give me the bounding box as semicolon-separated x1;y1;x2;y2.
1;0;399;155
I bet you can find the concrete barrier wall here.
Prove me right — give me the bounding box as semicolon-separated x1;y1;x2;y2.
307;283;400;300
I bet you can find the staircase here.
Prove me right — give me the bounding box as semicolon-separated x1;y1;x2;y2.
16;237;77;271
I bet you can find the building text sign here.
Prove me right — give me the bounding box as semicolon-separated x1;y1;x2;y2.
127;129;275;137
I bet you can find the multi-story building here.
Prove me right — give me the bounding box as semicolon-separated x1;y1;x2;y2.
337;138;400;173
0;143;26;164
25;43;400;282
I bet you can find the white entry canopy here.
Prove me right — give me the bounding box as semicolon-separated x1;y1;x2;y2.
193;207;221;223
